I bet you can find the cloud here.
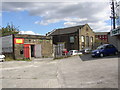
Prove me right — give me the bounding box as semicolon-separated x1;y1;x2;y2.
2;2;111;32
19;31;40;35
35;18;61;25
64;22;78;27
2;0;110;2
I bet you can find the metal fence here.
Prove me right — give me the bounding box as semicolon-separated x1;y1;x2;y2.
53;44;65;58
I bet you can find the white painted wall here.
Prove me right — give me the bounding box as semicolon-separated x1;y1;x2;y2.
2;35;13;53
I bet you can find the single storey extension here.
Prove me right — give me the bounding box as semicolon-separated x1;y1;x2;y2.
2;34;53;60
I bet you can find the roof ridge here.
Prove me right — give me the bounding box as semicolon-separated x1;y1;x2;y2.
57;25;84;30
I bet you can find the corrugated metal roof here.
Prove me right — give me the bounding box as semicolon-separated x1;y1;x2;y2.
49;25;84;35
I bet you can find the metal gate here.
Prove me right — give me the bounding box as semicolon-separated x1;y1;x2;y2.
54;43;65;58
34;44;42;58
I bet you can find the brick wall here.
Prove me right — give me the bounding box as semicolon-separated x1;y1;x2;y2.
14;44;24;59
14;34;53;59
52;32;79;51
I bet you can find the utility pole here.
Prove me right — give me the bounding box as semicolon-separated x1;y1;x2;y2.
110;0;116;29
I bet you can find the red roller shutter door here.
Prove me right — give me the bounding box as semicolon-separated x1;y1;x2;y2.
24;44;30;58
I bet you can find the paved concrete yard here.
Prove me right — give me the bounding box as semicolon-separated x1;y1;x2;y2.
0;54;118;88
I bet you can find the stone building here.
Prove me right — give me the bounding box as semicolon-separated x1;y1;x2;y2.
47;24;95;51
2;34;53;60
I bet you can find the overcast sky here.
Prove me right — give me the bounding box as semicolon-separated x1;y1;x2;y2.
1;0;119;35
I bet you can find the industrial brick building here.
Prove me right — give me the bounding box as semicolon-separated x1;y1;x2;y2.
47;24;95;51
2;34;53;60
95;32;109;44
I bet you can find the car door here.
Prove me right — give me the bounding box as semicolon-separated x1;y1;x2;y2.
105;45;114;55
109;45;117;54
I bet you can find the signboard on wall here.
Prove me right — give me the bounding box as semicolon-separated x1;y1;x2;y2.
14;38;24;44
2;35;13;53
110;28;120;36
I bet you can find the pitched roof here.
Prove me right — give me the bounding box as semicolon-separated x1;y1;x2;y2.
48;25;85;36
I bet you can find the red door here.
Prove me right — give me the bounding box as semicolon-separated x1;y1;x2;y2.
24;44;30;59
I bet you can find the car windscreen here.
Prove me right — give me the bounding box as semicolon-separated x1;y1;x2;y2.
97;45;105;49
69;51;73;53
74;51;78;53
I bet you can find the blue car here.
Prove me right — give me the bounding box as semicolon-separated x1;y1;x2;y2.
92;44;118;57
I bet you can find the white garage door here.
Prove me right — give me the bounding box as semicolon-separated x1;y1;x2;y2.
34;44;42;58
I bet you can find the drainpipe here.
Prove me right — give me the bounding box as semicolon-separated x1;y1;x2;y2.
12;34;15;60
77;29;80;50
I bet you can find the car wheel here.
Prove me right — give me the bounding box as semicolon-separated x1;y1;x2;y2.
92;56;95;58
115;51;118;55
100;53;104;57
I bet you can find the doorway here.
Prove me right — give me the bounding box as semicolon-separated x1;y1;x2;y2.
34;44;42;58
31;45;35;57
24;44;30;59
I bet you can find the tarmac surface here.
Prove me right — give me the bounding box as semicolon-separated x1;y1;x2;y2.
0;54;119;88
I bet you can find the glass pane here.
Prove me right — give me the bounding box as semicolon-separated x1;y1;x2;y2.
70;36;74;43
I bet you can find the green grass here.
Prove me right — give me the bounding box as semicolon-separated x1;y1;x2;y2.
5;58;14;61
5;58;31;61
15;58;31;61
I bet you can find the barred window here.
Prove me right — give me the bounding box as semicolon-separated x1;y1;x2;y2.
70;36;74;43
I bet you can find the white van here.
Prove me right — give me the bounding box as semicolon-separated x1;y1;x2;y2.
0;54;5;62
68;50;82;56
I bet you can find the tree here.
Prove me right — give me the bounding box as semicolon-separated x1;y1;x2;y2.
0;23;20;36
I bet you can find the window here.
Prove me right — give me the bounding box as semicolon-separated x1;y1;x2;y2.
70;36;74;43
107;45;114;48
74;51;78;53
91;37;93;43
82;45;84;49
81;36;85;42
86;36;89;47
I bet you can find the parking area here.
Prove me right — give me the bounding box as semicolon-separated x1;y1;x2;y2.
57;54;118;88
80;53;119;61
0;54;119;88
